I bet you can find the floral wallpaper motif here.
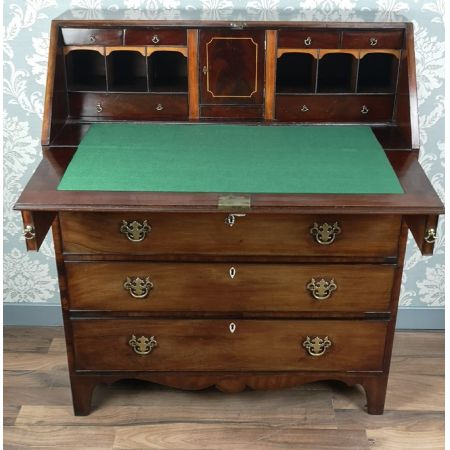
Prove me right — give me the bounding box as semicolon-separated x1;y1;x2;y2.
3;0;444;310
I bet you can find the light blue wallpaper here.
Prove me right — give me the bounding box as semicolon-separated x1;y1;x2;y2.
3;0;444;310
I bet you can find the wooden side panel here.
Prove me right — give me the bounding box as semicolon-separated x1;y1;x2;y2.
187;29;199;120
42;22;68;146
264;30;277;120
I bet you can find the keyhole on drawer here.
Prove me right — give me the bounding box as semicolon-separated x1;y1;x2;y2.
229;267;236;279
229;322;236;333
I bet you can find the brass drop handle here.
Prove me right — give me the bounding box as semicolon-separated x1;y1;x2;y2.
129;334;157;355
202;66;208;75
310;222;341;245
155;103;164;111
123;276;153;299
23;225;36;240
304;36;312;46
361;105;369;114
120;220;151;242
96;103;103;113
89;34;96;43
424;228;437;244
302;336;332;357
152;34;160;44
369;37;378;46
300;105;309;112
307;278;337;300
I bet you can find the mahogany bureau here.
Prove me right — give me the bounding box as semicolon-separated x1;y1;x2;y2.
15;10;444;415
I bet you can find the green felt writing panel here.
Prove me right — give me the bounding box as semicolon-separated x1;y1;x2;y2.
58;123;403;194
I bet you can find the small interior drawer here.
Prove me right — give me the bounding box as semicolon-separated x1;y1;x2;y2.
278;30;340;48
342;30;404;49
62;28;123;45
276;94;394;122
68;93;188;120
124;28;187;45
72;319;388;372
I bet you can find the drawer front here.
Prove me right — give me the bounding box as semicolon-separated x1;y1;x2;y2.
278;30;340;49
72;319;388;371
68;93;188;120
125;28;187;45
60;213;401;257
62;28;123;45
276;95;394;122
342;31;404;49
66;262;395;313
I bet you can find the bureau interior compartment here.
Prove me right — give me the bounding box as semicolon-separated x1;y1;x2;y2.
65;48;106;91
106;49;148;92
317;52;357;93
357;52;399;93
148;50;188;93
276;52;317;93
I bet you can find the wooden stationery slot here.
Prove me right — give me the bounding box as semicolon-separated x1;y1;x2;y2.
148;50;188;93
106;49;148;92
317;52;357;93
276;52;317;93
357;52;399;93
66;49;106;91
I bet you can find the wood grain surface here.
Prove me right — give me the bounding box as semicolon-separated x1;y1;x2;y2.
4;327;444;449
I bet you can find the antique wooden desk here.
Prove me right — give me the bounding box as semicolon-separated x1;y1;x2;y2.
15;10;444;416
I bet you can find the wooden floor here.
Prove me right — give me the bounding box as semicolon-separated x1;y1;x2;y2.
4;327;444;450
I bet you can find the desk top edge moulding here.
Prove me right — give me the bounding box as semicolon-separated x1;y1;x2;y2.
14;11;443;416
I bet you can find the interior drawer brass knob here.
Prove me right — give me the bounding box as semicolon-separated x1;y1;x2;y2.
123;276;153;298
361;105;369;114
310;222;341;245
302;336;332;357
369;37;378;46
152;34;160;44
129;334;157;355
120;220;151;242
89;34;96;43
304;36;312;46
306;278;337;300
155;103;164;111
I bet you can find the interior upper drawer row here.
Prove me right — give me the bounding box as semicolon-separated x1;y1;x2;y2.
61;27;404;49
59;212;401;258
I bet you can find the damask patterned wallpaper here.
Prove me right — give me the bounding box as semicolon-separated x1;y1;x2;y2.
3;0;444;312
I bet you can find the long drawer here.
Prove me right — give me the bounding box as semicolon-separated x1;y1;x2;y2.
59;213;401;257
276;95;395;122
72;319;388;371
66;262;395;313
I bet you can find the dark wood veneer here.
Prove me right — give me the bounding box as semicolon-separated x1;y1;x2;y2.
14;14;443;416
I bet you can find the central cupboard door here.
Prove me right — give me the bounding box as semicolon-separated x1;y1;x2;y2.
200;29;265;104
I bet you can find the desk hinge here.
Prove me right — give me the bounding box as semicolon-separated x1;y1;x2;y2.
218;194;251;212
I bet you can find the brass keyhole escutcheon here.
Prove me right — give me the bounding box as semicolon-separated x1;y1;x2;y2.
424;228;437;244
123;276;153;299
129;334;157;355
120;220;151;242
306;278;337;300
225;213;246;227
310;222;341;245
229;267;236;279
302;336;332;357
229;322;236;333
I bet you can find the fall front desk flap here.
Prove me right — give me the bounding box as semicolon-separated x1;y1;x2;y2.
57;123;403;194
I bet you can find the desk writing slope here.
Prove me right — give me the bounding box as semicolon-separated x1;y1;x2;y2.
58;124;403;194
